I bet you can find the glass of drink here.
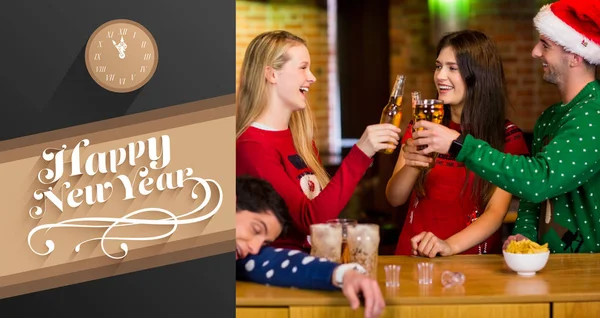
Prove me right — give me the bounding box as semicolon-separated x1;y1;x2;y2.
413;98;444;132
309;223;343;262
326;218;357;264
347;223;380;279
379;74;406;154
413;98;444;167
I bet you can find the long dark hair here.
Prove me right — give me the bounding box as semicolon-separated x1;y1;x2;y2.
414;30;507;210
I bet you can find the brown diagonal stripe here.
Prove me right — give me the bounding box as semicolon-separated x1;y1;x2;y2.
0;93;235;299
0;231;235;299
0;94;235;161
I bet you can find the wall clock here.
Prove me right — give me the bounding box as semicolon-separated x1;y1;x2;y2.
85;19;159;93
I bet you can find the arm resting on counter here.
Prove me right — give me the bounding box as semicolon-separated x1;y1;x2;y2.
236;246;339;291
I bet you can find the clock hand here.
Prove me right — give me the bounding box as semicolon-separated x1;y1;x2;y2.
120;36;127;50
111;37;127;59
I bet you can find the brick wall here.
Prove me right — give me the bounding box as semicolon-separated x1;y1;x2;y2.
373;0;560;216
236;0;330;151
238;0;596;154
389;0;559;133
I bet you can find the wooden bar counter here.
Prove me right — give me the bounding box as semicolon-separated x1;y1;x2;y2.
236;254;600;318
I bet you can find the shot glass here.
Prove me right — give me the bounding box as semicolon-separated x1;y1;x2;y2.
418;284;432;296
441;270;465;288
417;262;434;285
384;265;401;287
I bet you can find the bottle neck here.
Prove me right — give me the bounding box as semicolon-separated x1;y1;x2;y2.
390;84;402;98
388;95;402;106
389;77;405;105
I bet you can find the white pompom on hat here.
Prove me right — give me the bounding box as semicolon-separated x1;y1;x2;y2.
533;0;600;65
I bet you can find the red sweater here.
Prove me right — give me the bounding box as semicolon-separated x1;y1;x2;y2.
396;120;530;255
236;125;373;252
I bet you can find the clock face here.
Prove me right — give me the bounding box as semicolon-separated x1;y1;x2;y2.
85;19;158;93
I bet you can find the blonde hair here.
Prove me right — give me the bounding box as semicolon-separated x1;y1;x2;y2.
236;30;330;189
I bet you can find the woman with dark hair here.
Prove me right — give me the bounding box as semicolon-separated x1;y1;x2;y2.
385;30;530;257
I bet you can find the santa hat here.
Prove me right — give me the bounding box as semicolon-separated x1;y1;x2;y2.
533;0;600;65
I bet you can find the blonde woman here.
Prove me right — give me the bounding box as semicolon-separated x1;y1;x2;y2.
237;30;401;252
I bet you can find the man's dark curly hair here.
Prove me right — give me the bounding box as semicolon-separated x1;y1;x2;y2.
236;175;292;236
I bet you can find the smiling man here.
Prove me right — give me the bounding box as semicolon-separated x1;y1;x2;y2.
407;0;600;254
235;175;385;318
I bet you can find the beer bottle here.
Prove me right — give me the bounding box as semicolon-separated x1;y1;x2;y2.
379;74;406;154
411;91;422;117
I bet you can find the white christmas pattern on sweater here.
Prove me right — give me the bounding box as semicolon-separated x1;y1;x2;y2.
456;80;600;253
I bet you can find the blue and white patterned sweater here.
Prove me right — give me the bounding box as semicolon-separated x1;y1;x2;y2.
236;246;339;291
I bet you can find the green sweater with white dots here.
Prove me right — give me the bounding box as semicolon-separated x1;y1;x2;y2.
456;80;600;253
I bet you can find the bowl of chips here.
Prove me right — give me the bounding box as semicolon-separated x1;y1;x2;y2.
503;239;550;276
